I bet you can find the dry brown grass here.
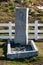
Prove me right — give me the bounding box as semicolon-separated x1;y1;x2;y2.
0;2;43;23
35;41;43;57
0;2;15;23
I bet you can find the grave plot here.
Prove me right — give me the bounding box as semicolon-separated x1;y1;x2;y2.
7;7;38;59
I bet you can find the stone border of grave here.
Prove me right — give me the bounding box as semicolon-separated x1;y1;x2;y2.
7;40;38;59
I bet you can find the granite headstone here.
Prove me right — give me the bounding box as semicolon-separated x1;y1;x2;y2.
14;7;29;45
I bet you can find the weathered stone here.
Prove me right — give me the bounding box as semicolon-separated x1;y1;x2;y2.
14;7;29;45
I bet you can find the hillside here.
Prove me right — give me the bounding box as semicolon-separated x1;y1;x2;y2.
0;1;43;23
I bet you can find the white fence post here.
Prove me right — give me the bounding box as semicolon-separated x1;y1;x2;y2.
9;22;12;40
35;20;38;40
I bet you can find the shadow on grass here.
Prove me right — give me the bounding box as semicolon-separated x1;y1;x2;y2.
0;41;7;60
0;56;41;64
0;56;6;60
0;44;4;48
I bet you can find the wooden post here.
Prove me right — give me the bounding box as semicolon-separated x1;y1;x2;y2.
35;20;38;40
9;22;12;40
